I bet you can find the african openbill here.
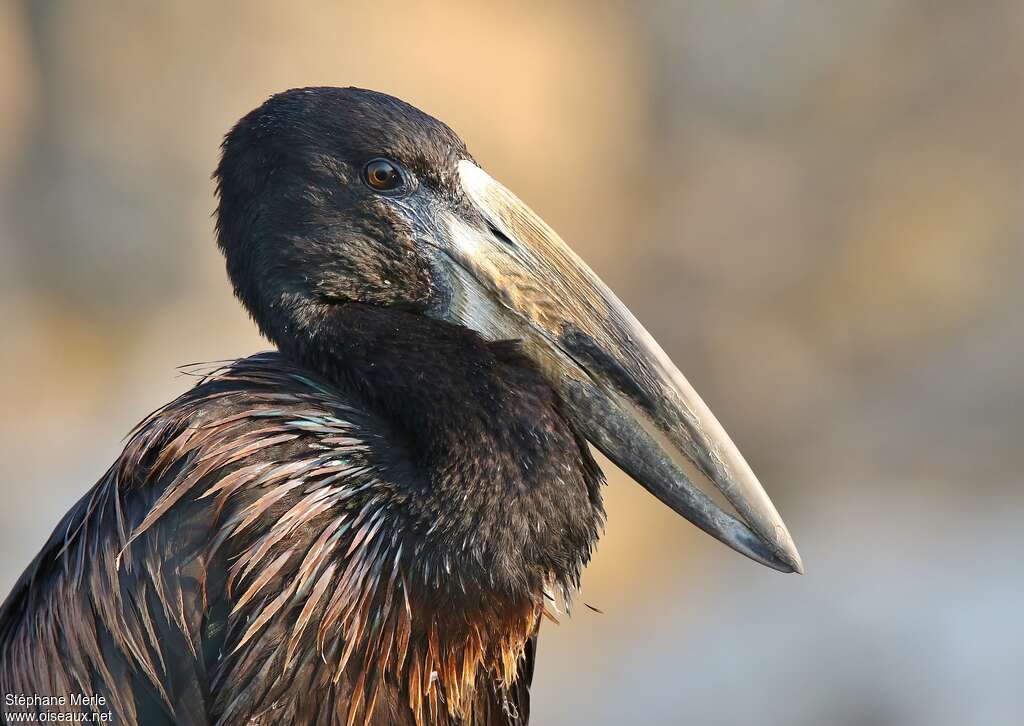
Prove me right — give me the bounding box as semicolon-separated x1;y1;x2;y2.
0;87;802;725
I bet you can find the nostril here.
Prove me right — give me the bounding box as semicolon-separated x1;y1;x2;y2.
487;220;515;247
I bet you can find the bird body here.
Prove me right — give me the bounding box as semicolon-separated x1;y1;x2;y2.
1;87;800;725
2;338;592;724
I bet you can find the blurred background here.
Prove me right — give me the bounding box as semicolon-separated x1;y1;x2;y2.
1;2;1022;724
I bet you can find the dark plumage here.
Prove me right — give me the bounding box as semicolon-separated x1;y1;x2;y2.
1;87;801;726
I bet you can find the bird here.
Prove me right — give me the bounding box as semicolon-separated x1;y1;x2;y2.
0;87;803;726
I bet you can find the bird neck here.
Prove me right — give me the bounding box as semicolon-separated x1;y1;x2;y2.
277;303;604;599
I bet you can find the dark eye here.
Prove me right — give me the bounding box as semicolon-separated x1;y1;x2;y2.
363;158;404;193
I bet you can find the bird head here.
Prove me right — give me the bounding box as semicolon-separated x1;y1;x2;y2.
215;86;803;574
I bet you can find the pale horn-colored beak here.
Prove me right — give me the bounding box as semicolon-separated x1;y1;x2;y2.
433;160;803;574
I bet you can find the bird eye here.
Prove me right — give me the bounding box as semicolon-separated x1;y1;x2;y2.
363;158;404;193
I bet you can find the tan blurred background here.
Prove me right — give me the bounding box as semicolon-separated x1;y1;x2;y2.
2;2;1023;724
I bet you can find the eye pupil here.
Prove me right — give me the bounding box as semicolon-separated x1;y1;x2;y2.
364;159;403;192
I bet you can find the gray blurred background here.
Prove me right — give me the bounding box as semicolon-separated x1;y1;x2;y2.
1;2;1022;724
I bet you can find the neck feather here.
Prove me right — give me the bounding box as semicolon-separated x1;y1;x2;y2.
275;303;605;598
